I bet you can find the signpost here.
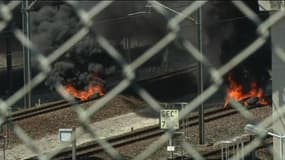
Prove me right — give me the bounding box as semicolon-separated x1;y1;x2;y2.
160;108;179;160
160;103;189;159
160;109;179;130
59;128;76;160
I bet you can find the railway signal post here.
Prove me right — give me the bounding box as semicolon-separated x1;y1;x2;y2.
59;128;76;160
160;109;179;130
160;103;188;159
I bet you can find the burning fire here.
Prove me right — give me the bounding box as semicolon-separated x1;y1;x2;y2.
224;74;268;107
64;84;104;101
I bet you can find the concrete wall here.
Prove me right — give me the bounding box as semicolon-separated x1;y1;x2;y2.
271;12;285;160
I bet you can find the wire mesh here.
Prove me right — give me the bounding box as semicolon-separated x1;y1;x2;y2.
0;0;282;159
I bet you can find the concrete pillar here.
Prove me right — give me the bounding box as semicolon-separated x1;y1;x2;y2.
271;13;285;160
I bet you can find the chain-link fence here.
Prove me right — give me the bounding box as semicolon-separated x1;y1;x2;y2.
0;0;284;159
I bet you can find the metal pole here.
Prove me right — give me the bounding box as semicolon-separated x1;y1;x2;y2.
169;138;173;160
127;37;131;63
22;0;32;108
6;36;12;93
3;135;5;160
241;140;245;160
197;5;204;144
221;144;224;160
249;135;255;160
280;137;283;160
72;128;76;160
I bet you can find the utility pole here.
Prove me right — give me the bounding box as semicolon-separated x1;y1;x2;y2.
197;6;204;145
22;0;32;108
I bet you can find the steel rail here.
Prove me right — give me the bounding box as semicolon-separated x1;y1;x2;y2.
8;99;88;122
44;105;268;160
7;64;199;122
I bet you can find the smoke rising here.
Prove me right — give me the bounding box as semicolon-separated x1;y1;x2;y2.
31;3;108;90
217;2;271;92
30;1;271;98
199;1;271;93
30;1;168;91
31;4;80;54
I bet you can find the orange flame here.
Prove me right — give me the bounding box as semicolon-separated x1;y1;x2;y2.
224;74;268;107
64;84;104;101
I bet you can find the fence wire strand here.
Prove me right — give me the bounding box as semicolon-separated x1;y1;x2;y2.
0;0;282;159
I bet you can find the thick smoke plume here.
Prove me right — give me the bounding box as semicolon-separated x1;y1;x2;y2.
30;1;271;99
30;3;109;90
30;1;166;91
215;2;271;92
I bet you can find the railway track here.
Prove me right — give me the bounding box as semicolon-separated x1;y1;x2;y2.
8;65;199;123
7;97;99;122
8;100;68;121
5;94;268;160
39;105;266;160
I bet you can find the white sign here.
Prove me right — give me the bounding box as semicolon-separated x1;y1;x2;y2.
160;109;179;129
59;128;73;142
167;146;175;151
258;1;285;11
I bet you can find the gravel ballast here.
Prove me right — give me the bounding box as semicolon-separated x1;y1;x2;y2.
95;105;272;159
2;96;272;159
9;95;146;146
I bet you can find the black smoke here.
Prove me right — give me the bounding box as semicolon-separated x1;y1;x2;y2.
218;1;271;93
30;1;271;99
30;1;168;91
30;3;112;90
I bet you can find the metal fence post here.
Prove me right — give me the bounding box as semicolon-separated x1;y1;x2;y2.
220;141;232;160
3;136;5;160
280;136;283;160
22;0;32;108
